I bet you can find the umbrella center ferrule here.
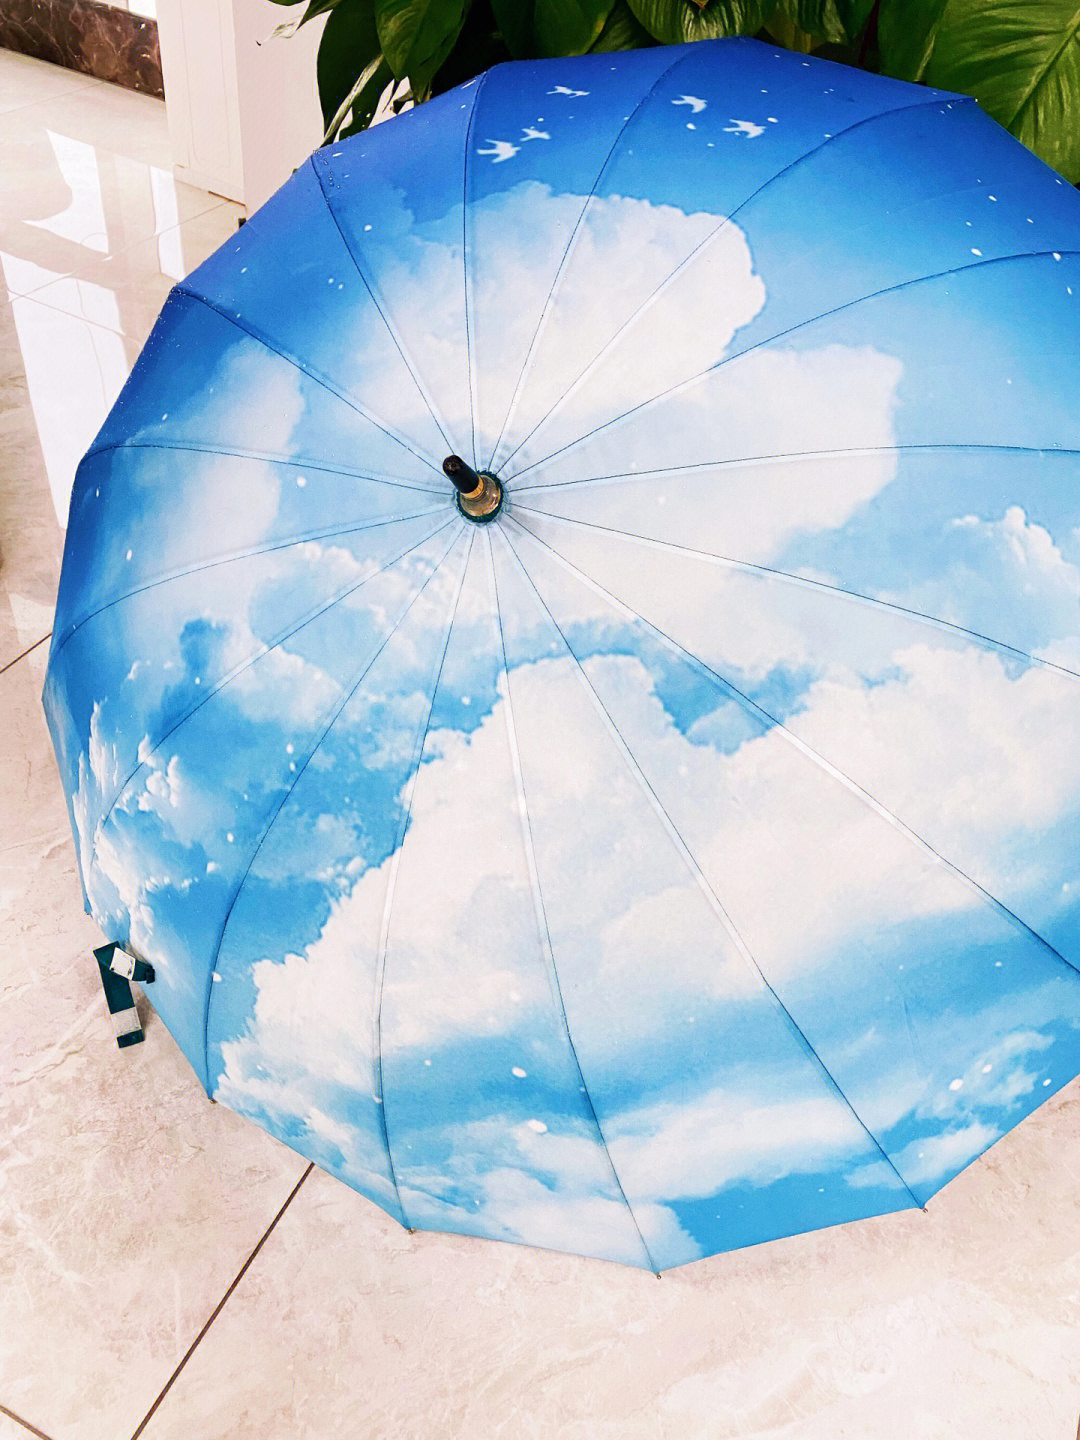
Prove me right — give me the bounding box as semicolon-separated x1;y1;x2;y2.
443;455;504;523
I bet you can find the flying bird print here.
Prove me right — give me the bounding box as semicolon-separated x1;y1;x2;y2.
548;85;588;97
673;95;707;113
724;118;765;138
521;126;550;141
477;139;520;162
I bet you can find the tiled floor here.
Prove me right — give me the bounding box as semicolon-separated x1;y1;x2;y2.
2;47;1080;1440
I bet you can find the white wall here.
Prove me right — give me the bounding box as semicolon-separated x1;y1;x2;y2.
156;0;326;211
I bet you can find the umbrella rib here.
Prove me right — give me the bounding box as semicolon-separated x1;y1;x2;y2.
486;528;659;1274
310;157;456;454
172;288;444;476
498;521;924;1214
509;513;1080;985
462;68;494;463
372;527;476;1229
510;503;1080;683
202;523;467;1103
497;94;973;475
512;442;1080;495
83;438;444;495
92;516;455;851
51;506;448;664
507;248;1080;483
483;46;696;473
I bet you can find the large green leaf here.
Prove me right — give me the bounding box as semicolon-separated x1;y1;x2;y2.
924;0;1080;182
318;0;384;127
327;54;395;138
590;0;655;49
433;3;513;87
534;0;617;54
627;0;773;45
877;0;947;81
375;0;471;90
491;0;536;55
773;0;873;44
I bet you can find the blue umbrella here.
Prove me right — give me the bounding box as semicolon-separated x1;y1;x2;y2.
45;38;1080;1270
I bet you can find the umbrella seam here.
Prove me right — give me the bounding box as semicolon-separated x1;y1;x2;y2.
201;522;466;1102
462;68;493;464
513;441;1080;493
499;520;925;1216
372;527;476;1228
90;517;455;896
309;156;457;454
507;248;1080;483
487;527;659;1272
510;502;1080;684
484;45;696;474
497;93;976;475
510;513;1080;988
82;438;444;495
50;507;448;665
172;287;444;476
489;529;659;1272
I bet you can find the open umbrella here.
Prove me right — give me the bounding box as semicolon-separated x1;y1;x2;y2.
44;38;1080;1270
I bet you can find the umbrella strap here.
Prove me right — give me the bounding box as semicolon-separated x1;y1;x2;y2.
94;943;155;1049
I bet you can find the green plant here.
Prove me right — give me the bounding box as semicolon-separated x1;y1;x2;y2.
270;0;1080;182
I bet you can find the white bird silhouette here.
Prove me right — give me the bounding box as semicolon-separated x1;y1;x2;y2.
477;139;519;162
673;94;706;113
548;85;588;97
724;118;765;138
521;126;550;141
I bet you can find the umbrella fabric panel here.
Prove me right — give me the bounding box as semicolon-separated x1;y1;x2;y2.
86;291;443;493
45;506;452;838
498;520;1080;1217
179;164;450;472
48;522;460;1083
502;96;1080;477
206;526;473;1206
517;448;1080;674
481;45;957;476
463;45;680;465
377;533;659;1266
487;527;914;1264
511;504;1080;968
309;86;479;462
512;252;1080;493
51;447;441;655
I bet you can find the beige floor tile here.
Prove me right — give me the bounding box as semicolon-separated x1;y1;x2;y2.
0;647;309;1440
17;202;241;337
134;1087;1080;1440
0;119;230;302
2;201;239;532
0;51;104;118
0;291;62;669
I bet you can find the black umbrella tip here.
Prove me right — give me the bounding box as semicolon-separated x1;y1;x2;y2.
442;455;482;495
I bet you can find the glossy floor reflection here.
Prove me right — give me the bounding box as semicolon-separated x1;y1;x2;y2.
2;46;1080;1440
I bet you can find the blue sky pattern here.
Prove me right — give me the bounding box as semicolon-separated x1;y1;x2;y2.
44;39;1080;1268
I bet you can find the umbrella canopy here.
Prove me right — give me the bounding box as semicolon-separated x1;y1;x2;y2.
44;38;1080;1270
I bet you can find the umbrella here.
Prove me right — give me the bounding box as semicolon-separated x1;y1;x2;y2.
44;37;1080;1271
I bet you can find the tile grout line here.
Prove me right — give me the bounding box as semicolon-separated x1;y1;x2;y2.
0;73;109;121
0;1401;54;1440
128;1162;314;1440
0;633;51;677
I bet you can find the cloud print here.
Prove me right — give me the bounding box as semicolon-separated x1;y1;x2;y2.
44;42;1080;1267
